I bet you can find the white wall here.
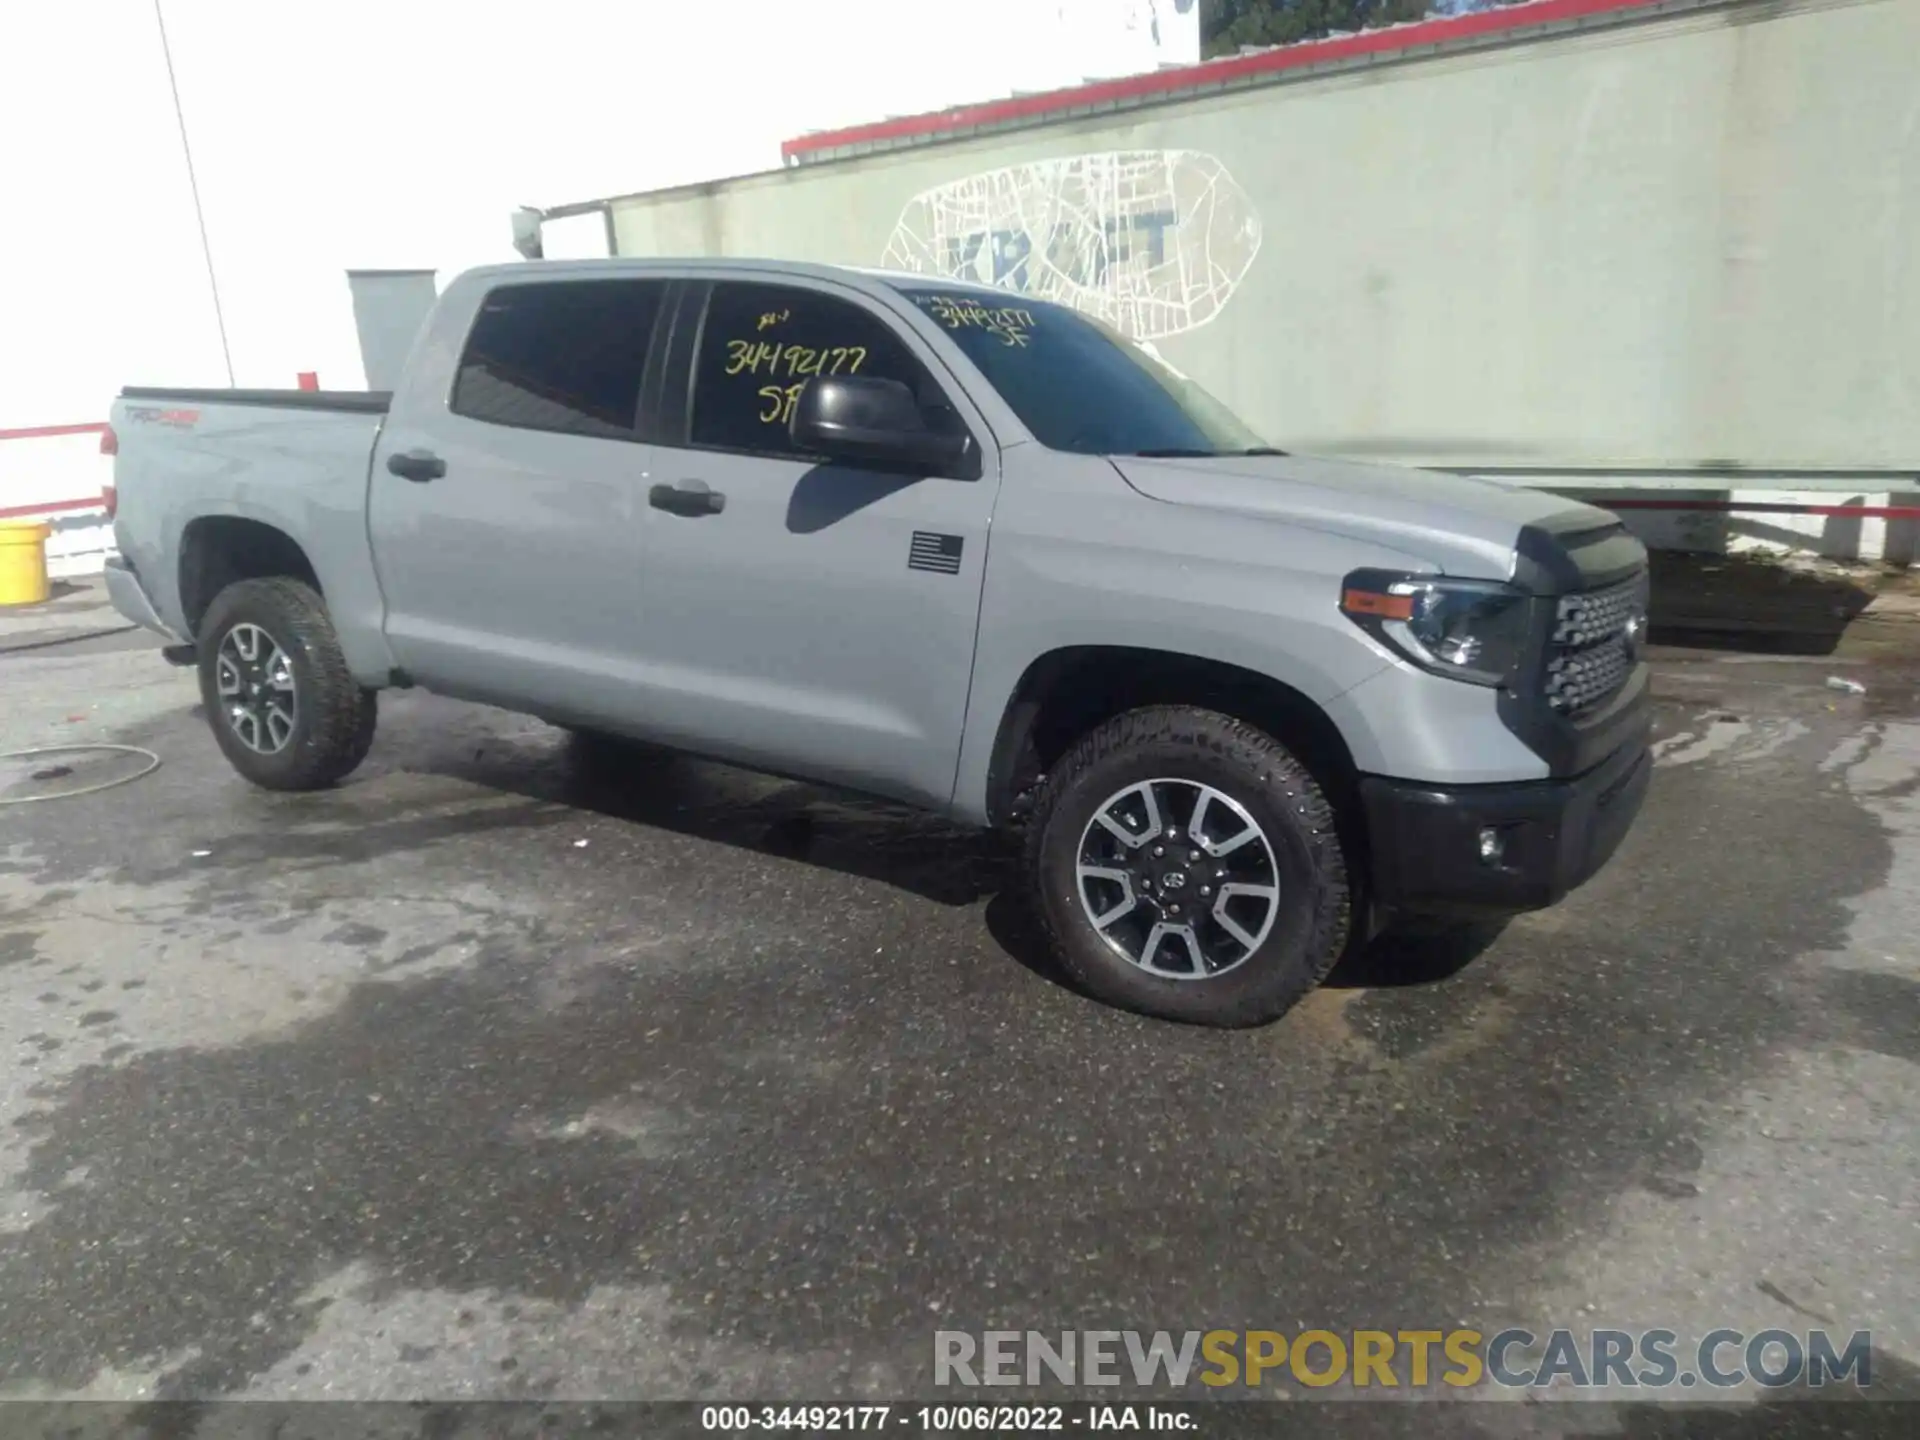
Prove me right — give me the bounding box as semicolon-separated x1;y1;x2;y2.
601;0;1920;561
610;0;1920;480
0;0;1186;580
0;432;115;579
0;0;1185;440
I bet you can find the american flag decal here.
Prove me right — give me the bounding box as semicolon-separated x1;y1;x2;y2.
908;531;964;575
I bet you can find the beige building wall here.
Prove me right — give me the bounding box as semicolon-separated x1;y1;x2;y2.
608;0;1920;486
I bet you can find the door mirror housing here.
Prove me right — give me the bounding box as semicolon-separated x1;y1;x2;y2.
790;375;974;475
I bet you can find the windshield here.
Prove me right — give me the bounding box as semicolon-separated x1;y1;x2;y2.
897;287;1275;458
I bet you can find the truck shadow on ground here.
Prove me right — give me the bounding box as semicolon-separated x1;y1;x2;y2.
0;739;1902;1409
2;670;1900;1406
979;893;1505;999
440;728;1505;998
433;726;1014;909
560;725;1013;906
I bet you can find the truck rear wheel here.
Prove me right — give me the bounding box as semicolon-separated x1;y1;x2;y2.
1025;705;1352;1027
196;577;377;791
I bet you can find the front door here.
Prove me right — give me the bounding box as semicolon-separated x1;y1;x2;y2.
632;277;1001;809
368;276;668;722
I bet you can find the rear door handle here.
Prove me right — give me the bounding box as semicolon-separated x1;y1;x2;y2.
387;449;446;483
649;479;726;516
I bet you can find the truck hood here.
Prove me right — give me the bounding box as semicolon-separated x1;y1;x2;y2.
1111;452;1623;584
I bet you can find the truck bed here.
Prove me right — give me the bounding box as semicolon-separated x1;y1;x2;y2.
108;387;396;667
120;387;392;414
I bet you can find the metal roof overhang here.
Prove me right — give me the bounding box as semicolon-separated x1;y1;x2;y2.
779;0;1741;166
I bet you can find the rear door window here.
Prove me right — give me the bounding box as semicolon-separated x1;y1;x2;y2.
452;279;667;439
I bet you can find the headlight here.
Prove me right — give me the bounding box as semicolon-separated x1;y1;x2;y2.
1339;572;1534;687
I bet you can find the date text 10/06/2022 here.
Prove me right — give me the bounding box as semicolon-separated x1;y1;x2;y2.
701;1406;1192;1432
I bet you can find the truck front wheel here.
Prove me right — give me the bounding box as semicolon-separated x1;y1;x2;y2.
196;577;377;791
1025;706;1352;1027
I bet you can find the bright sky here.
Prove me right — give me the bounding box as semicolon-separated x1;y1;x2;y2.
0;0;1189;427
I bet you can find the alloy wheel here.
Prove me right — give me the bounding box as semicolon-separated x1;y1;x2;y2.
215;623;298;755
1074;778;1281;980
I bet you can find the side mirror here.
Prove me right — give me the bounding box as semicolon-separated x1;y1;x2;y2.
790;375;973;474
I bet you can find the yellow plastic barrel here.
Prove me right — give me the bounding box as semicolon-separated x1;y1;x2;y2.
0;521;53;607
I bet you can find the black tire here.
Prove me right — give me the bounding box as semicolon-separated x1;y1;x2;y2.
1025;705;1352;1028
197;577;377;791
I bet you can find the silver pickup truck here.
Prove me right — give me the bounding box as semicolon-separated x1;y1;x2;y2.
104;258;1652;1027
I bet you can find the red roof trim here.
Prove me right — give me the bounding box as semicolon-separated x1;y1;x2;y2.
781;0;1676;160
0;422;108;442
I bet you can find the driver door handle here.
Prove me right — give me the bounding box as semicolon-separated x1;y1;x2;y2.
649;478;726;516
387;449;446;483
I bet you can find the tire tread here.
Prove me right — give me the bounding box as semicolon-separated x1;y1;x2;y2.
198;577;376;791
1023;705;1351;1027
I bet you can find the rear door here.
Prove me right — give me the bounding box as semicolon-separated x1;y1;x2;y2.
632;276;1002;808
368;276;670;720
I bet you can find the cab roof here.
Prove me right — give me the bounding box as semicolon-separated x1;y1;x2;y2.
457;257;1026;305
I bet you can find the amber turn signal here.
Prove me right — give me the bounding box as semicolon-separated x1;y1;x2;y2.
1340;587;1414;620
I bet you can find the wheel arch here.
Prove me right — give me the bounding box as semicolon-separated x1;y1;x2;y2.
983;645;1364;841
178;514;322;641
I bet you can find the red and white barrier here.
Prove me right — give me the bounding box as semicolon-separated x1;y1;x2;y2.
0;423;116;579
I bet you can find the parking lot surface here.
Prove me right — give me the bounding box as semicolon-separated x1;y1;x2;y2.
1;594;1916;1431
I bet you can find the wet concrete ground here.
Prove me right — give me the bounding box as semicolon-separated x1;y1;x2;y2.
0;594;1916;1434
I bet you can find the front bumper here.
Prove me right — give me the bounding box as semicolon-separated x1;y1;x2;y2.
103;555;185;644
1360;721;1652;917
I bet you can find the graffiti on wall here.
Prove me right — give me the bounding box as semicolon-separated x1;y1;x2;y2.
880;150;1262;341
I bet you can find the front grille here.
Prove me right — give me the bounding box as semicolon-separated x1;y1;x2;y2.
1544;571;1648;716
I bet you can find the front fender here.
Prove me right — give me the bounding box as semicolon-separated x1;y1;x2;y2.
948;455;1422;825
